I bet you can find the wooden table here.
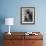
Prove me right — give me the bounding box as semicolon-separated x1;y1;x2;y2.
4;32;43;46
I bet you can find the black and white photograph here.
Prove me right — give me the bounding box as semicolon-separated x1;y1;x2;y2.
21;7;35;24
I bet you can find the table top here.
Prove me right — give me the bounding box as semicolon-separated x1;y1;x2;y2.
4;32;43;40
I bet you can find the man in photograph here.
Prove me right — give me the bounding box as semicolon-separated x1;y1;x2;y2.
24;9;33;22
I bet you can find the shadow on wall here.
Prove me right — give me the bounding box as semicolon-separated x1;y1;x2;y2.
0;16;5;46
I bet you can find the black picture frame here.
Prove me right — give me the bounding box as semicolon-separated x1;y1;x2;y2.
20;7;35;24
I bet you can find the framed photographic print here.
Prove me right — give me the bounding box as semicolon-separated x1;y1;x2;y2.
21;7;35;24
